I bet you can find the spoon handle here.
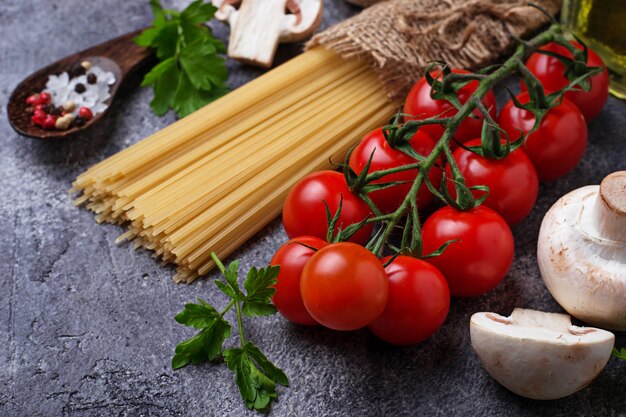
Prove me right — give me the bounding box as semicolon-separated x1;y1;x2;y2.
86;29;154;77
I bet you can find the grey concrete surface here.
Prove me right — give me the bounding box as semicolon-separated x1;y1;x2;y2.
1;1;625;416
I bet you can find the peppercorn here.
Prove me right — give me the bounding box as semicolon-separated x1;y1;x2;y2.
43;115;57;130
74;116;86;127
78;107;93;121
31;114;45;126
44;104;62;116
26;94;40;106
74;83;86;93
87;73;97;84
70;64;86;77
55;114;75;130
39;92;51;104
62;100;77;112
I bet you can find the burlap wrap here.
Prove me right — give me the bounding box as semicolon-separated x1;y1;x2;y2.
307;0;562;100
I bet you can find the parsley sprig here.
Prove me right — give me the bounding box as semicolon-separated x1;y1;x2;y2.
613;347;626;361
135;0;229;118
172;253;288;411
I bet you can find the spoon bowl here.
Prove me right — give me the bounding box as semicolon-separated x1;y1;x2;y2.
7;30;153;140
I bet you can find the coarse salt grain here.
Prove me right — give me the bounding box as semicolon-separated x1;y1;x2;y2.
44;65;115;117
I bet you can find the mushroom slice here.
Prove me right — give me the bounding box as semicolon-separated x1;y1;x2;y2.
212;0;323;67
538;171;626;330
470;308;614;400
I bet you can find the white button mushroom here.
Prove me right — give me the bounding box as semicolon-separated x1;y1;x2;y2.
212;0;323;67
471;308;614;400
538;171;626;330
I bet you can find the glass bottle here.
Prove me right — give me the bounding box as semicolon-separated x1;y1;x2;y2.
562;0;626;98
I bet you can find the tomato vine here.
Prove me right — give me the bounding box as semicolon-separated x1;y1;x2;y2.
343;22;602;258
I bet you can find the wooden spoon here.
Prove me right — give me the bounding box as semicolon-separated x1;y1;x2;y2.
7;29;153;139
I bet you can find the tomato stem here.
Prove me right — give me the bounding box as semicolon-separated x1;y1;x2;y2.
367;23;567;255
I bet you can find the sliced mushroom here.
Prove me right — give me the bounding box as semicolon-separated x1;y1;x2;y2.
538;171;626;330
212;0;323;67
471;308;614;400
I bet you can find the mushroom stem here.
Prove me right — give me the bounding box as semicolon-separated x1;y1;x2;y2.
592;171;626;242
227;0;287;68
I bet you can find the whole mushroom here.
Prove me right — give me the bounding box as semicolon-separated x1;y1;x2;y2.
471;308;614;400
538;171;626;330
212;0;323;67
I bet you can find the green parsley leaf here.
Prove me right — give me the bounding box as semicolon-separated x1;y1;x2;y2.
135;0;229;118
613;347;626;361
172;310;231;369
223;342;288;410
180;39;227;91
172;253;287;411
174;298;221;329
149;59;179;116
180;0;218;24
242;266;279;317
224;259;241;289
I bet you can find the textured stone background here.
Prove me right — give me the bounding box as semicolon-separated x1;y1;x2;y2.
1;1;625;416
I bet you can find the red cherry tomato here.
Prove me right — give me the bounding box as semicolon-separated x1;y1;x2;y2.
283;171;373;244
270;236;328;326
348;127;441;213
497;93;587;182
445;139;539;226
368;256;450;345
524;41;609;120
421;205;514;297
403;69;497;143
300;242;388;331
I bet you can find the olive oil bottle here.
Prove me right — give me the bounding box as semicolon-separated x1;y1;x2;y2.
562;0;626;98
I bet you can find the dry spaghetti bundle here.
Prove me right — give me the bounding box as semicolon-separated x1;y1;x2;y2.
72;0;558;283
73;49;395;282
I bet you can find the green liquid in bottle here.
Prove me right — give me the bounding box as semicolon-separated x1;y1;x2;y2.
562;0;626;98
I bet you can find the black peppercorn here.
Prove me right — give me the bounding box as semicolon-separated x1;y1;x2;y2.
44;104;62;116
69;64;86;77
74;83;86;93
74;116;86;127
87;73;97;84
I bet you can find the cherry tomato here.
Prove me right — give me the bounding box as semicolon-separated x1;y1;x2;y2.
283;171;373;244
348;127;441;213
497;93;587;182
270;236;328;326
445;139;539;226
524;41;609;120
421;205;514;297
368;256;450;345
403;69;497;143
300;242;388;331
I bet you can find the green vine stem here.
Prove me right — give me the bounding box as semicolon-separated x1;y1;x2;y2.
352;23;601;257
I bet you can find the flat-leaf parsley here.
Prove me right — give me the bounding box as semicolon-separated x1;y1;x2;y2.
172;253;288;411
135;0;228;118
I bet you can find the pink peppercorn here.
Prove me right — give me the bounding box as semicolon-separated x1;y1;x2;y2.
42;115;57;130
26;94;40;106
78;107;93;121
39;92;51;104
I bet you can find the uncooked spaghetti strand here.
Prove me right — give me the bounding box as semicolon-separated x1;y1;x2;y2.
173;91;393;260
131;68;374;226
